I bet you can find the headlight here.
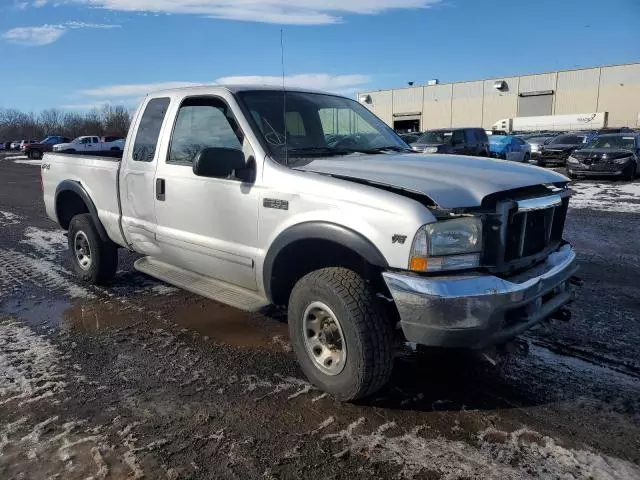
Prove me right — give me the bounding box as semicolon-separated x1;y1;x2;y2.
409;217;483;272
531;145;540;152
613;156;631;164
567;156;579;164
425;147;438;154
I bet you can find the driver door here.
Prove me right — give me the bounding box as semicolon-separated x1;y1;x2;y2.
153;95;260;291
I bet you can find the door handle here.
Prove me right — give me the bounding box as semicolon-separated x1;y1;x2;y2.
156;178;166;201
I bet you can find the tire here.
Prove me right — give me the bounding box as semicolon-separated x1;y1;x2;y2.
523;153;530;163
288;267;393;401
29;150;42;160
67;213;118;285
621;163;635;181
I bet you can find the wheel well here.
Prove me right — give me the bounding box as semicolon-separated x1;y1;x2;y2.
56;190;89;230
268;238;386;306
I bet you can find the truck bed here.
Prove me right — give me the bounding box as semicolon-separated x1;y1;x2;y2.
42;152;126;246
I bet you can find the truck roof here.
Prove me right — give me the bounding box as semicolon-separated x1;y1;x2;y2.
150;84;333;97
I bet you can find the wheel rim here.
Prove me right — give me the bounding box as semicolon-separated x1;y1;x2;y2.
74;231;92;271
302;301;347;376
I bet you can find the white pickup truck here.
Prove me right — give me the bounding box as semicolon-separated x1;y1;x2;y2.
52;136;125;153
42;85;580;400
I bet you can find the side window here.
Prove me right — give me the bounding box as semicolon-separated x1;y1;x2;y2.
133;97;170;162
168;97;243;165
93;137;99;143
452;130;465;144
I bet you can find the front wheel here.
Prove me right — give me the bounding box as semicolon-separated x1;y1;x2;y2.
288;268;394;401
29;150;42;160
68;213;118;285
523;153;530;163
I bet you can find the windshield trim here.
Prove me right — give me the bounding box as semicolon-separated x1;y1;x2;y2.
234;89;410;166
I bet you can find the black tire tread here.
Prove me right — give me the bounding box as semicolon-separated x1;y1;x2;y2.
289;267;393;400
68;213;118;285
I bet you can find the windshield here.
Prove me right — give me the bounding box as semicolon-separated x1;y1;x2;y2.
527;136;553;144
588;135;636;150
417;130;455;144
71;137;82;143
489;136;510;144
238;90;410;163
549;134;586;145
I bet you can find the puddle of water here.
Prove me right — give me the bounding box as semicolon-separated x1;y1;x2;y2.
164;297;290;350
62;301;137;332
0;297;70;330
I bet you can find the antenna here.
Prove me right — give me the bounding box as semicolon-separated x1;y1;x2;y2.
281;28;288;166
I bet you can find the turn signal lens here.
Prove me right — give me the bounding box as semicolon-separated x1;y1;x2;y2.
410;257;427;271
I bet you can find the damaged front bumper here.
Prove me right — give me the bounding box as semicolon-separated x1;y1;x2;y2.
382;244;579;349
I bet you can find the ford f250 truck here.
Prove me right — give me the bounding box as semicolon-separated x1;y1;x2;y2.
42;85;580;400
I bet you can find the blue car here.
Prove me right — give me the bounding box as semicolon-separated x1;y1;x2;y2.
489;135;531;162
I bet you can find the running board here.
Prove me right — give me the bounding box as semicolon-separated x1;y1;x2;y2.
134;257;269;312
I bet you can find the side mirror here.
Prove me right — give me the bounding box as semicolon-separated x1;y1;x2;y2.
193;147;246;179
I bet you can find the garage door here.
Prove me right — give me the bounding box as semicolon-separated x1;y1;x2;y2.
518;94;553;117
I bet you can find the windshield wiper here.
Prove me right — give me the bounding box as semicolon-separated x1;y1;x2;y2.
343;146;416;154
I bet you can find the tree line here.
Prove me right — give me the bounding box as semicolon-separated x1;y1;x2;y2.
0;105;132;142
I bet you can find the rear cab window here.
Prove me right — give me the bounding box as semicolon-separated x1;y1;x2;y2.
133;97;171;162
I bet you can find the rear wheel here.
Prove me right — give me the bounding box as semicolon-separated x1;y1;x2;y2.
29;149;42;160
68;213;118;285
288;267;394;401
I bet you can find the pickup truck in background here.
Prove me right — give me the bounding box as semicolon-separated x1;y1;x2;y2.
52;136;125;153
23;136;71;159
42;85;580;400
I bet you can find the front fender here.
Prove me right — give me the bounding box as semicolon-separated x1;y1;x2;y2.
262;221;388;303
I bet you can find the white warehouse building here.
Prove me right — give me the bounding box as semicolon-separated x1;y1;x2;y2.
358;62;640;132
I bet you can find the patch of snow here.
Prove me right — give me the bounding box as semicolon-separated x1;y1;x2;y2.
148;284;178;295
0;321;66;407
0;248;94;299
13;159;41;165
20;227;68;260
320;418;640;479
0;210;21;226
2;155;28;161
238;374;315;400
570;181;640;213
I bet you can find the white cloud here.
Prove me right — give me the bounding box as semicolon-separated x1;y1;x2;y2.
13;1;29;10
66;0;441;25
79;74;371;99
2;26;65;46
34;0;48;6
2;22;120;46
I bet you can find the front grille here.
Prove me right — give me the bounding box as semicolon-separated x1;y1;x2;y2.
503;197;568;263
540;150;571;162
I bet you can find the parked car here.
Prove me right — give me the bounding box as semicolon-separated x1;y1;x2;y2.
19;140;37;152
537;133;589;167
567;133;640;180
525;135;559;160
23;136;72;160
10;141;22;150
2;142;11;150
411;128;489;156
52;136;125;153
0;142;5;151
489;135;531;162
41;85;580;401
398;132;421;144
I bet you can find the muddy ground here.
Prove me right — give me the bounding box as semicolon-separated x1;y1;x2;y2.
1;151;640;479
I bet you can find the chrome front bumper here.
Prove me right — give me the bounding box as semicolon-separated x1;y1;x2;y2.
382;244;579;349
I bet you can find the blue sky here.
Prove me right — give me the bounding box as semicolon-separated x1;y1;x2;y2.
1;0;639;112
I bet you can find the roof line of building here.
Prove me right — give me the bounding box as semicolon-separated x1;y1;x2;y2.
359;61;640;94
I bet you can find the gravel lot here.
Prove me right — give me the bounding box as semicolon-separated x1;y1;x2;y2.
1;151;640;479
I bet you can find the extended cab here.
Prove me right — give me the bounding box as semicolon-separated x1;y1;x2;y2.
42;86;580;400
52;136;124;153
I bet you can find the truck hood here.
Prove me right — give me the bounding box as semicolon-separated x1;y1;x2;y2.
572;148;634;160
294;153;567;209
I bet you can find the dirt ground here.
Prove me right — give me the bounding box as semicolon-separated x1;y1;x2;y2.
1;151;640;479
